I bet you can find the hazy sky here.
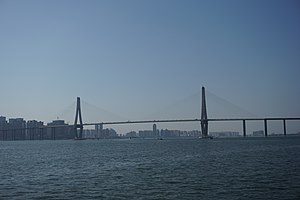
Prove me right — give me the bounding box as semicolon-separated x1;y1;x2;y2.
1;0;300;133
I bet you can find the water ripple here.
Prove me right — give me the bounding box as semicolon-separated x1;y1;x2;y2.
0;137;300;199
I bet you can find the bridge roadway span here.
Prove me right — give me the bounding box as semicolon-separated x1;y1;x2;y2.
1;117;299;139
83;117;300;126
6;117;299;129
4;117;300;130
82;117;300;137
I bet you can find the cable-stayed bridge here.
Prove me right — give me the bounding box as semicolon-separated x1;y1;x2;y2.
79;87;300;138
1;87;299;140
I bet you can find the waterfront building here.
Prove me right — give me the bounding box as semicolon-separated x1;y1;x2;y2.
209;131;240;137
83;129;96;138
153;124;159;137
46;120;73;140
160;129;180;137
26;120;44;140
103;128;118;138
137;129;200;138
125;131;137;138
27;120;44;128
180;130;201;137
0;116;7;139
0;116;7;130
139;130;155;138
95;124;104;138
47;120;66;126
253;130;264;137
8;118;26;140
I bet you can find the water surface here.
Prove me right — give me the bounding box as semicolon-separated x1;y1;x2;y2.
0;137;299;199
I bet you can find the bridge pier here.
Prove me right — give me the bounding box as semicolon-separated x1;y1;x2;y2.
283;119;286;136
243;120;246;137
264;119;268;137
95;123;103;139
99;123;103;138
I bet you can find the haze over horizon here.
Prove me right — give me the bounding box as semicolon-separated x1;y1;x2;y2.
1;0;300;133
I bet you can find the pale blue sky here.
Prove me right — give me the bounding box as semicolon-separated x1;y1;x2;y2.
0;0;300;133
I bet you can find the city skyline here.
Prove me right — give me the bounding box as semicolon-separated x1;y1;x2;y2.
3;113;292;140
1;0;300;133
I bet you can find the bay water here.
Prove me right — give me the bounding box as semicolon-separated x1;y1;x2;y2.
0;137;299;199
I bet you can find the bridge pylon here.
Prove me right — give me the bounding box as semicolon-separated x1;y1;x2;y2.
74;97;83;139
201;87;208;138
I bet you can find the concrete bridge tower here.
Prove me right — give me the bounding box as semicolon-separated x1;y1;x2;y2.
74;97;83;139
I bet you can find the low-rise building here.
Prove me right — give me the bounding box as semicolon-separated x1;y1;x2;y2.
209;131;240;137
253;130;264;137
125;131;137;138
26;120;44;140
8;118;26;140
46;120;73;140
0;116;7;139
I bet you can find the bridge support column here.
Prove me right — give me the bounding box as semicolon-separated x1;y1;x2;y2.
95;124;103;139
283;119;286;136
95;124;98;139
243;120;246;137
264;119;268;137
100;123;103;138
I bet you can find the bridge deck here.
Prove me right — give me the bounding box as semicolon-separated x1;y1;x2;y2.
83;117;300;126
1;118;299;131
